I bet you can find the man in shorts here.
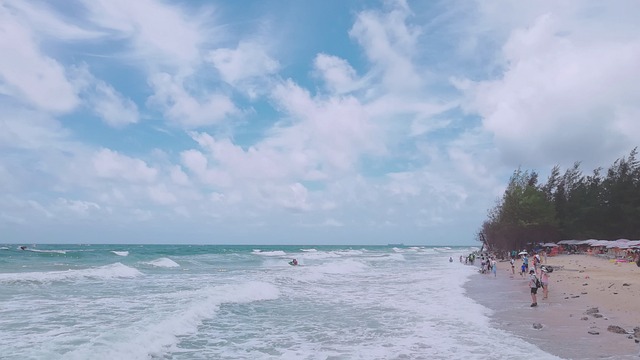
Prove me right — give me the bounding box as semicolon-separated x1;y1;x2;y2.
529;269;539;307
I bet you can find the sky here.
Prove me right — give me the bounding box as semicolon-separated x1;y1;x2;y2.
1;0;639;245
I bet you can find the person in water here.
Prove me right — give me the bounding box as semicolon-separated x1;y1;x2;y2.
290;259;298;266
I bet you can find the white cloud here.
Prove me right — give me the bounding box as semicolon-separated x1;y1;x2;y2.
313;54;360;94
274;182;312;212
3;0;105;41
0;6;79;113
322;218;343;227
459;11;640;168
72;65;139;127
170;166;191;186
148;73;238;128
209;41;280;86
349;0;422;92
148;184;177;205
0;109;70;150
80;0;210;70
55;198;101;216
90;81;139;127
92;148;158;183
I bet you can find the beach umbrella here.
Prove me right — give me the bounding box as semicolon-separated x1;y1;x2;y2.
518;251;528;255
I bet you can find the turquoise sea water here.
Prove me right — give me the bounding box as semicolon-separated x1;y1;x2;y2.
0;244;560;359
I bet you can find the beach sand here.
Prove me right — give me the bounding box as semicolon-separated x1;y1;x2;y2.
465;254;640;359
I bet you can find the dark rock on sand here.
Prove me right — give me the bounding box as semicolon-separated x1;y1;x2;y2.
588;330;600;335
593;313;603;318
585;307;599;315
607;325;627;334
581;317;589;321
533;323;543;330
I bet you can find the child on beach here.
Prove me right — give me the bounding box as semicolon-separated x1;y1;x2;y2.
520;262;526;277
540;268;550;299
529;269;539;307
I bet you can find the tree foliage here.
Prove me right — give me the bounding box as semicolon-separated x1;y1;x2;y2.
480;148;640;251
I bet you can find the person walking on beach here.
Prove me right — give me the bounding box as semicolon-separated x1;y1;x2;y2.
540;268;550;299
510;258;515;275
491;258;497;277
529;269;539;307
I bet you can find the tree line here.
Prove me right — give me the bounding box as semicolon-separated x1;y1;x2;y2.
479;148;640;251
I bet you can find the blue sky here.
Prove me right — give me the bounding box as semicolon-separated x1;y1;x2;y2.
1;0;639;245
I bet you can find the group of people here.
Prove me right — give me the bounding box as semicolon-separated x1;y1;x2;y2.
472;250;552;308
511;251;550;307
479;256;497;277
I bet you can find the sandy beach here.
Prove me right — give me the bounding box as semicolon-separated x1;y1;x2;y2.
465;254;640;359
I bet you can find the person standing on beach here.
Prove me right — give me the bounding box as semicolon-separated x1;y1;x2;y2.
540;268;550;299
510;258;515;275
529;269;539;307
491;258;497;277
533;253;541;276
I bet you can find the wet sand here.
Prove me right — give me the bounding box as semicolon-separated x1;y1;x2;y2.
464;254;640;359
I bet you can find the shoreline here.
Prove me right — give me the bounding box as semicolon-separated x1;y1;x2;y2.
464;254;640;359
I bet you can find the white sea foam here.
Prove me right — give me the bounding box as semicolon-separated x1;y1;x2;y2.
300;248;317;252
314;259;369;274
0;262;142;283
365;253;405;262
64;281;280;360
111;251;129;257
299;251;342;260
333;249;364;256
252;250;286;256
0;246;562;360
26;248;67;254
144;257;180;268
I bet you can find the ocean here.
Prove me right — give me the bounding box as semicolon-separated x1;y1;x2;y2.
0;244;561;360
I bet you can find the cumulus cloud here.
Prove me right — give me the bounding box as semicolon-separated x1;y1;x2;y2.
208;41;280;86
458;10;640;168
92;148;158;183
313;54;361;94
0;6;79;113
147;73;238;128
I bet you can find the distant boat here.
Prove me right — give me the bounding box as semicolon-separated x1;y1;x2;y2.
388;243;404;247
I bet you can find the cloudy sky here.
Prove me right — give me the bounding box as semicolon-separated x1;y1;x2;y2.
1;0;638;245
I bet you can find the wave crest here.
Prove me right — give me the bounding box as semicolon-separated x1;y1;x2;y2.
0;263;143;284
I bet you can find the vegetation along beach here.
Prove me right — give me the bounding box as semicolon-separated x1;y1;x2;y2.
472;149;640;359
